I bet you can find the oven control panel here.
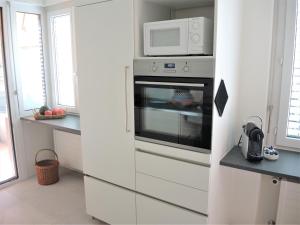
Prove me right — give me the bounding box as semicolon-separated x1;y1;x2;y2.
152;62;187;74
134;58;215;78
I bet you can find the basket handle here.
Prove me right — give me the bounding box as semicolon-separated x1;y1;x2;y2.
35;149;58;164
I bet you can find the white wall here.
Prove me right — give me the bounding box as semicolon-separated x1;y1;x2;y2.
173;6;215;20
44;0;69;6
45;0;72;11
237;0;275;134
230;0;276;224
14;0;70;7
208;0;243;223
209;0;276;224
14;0;44;6
20;121;54;179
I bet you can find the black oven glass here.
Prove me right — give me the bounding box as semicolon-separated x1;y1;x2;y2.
134;76;214;152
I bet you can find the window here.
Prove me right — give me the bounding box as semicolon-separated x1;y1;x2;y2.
49;10;77;112
276;0;300;148
15;12;47;113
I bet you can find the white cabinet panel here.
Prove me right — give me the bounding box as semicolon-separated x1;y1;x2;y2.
135;140;211;165
84;176;136;224
136;150;210;190
75;0;135;189
136;194;207;224
136;172;208;214
276;181;300;224
74;0;110;7
53;130;82;172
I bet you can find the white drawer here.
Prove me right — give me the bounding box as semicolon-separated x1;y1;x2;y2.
54;130;82;172
84;177;136;224
136;172;208;214
136;194;207;224
136;151;210;191
135;140;211;165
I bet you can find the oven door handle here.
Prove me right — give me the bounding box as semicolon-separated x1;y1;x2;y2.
135;81;205;88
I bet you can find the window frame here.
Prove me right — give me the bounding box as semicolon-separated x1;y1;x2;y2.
276;0;300;149
11;3;51;117
47;8;79;114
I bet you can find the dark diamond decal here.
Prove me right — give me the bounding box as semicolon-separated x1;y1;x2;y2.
214;80;228;117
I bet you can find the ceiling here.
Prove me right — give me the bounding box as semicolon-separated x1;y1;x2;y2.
14;0;69;6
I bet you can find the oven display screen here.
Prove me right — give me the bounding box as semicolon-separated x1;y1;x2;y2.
164;63;176;69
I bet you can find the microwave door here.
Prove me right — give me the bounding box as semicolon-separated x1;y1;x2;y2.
144;20;189;56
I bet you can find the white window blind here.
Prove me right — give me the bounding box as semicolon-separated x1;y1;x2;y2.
15;12;47;112
287;1;300;138
49;12;76;110
276;0;300;149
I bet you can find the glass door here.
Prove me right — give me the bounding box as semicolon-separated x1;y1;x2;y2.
135;76;214;152
0;8;17;184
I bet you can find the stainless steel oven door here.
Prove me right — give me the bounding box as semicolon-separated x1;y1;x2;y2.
134;76;213;153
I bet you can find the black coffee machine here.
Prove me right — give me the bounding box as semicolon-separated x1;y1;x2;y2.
241;117;264;162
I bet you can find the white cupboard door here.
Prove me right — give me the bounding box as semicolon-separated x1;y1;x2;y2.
75;0;135;189
85;176;136;224
136;194;207;224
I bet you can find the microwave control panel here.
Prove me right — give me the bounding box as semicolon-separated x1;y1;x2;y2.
134;58;215;78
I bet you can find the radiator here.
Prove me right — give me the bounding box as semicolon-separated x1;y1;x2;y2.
276;180;300;224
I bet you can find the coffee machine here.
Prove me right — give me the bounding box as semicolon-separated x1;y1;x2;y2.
241;117;264;162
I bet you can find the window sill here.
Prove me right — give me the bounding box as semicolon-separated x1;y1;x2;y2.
220;146;300;183
20;114;81;135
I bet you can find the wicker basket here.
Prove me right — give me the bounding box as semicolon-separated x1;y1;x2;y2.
35;149;59;185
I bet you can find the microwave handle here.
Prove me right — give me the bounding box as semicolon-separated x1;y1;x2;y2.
125;66;130;133
135;81;205;88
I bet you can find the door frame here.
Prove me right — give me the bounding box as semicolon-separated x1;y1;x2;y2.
0;1;19;186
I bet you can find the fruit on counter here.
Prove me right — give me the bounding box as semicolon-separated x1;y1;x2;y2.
44;110;53;116
39;106;49;115
35;106;66;120
57;109;65;116
51;108;58;115
51;108;65;116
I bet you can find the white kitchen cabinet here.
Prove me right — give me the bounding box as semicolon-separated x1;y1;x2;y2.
136;172;209;214
84;176;136;224
53;130;82;172
136;194;207;224
135;140;211;165
136;150;210;190
75;0;135;189
135;150;209;216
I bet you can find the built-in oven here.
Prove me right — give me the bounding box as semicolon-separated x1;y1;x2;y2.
134;58;215;153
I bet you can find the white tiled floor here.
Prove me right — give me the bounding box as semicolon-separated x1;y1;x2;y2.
0;172;103;224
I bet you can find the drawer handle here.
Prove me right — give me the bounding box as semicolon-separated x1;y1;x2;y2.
136;148;210;167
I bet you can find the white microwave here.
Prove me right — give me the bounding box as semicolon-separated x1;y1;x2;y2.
144;17;213;56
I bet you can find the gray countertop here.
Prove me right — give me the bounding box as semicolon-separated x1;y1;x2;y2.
220;146;300;182
21;115;81;135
